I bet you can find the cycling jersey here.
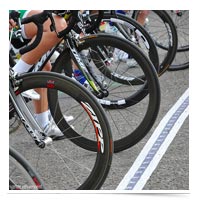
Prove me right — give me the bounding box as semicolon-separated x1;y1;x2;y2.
16;10;27;19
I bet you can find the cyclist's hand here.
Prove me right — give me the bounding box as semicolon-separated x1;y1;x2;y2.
9;19;16;31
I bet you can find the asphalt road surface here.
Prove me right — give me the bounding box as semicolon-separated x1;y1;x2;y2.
102;68;189;190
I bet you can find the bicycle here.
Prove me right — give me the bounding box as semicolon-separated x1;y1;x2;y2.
10;10;161;153
9;10;113;189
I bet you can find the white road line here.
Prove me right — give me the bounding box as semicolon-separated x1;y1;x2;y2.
116;88;189;190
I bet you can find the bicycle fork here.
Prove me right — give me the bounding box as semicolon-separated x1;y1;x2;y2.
9;81;52;148
66;36;109;99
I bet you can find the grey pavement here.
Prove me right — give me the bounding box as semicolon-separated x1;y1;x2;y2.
102;68;189;190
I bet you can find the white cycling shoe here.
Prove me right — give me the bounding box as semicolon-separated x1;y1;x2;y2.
44;115;74;140
126;59;138;68
43;122;66;140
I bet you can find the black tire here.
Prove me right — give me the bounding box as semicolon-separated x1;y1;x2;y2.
133;10;178;76
90;12;160;72
168;10;189;51
167;10;189;70
53;34;160;152
9;146;45;190
168;49;189;70
10;71;113;189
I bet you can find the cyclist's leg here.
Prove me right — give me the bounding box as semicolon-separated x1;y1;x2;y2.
22;10;67;64
13;10;68;134
136;10;150;26
33;61;51;128
114;10;149;25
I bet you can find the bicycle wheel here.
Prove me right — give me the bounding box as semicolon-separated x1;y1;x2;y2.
9;71;113;189
167;10;189;70
9;146;45;190
133;10;178;76
53;34;160;152
90;12;160;72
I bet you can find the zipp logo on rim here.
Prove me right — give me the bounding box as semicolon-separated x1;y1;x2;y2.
81;102;104;153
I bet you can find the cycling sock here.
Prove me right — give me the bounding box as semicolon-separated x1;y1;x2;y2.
13;59;33;74
34;110;49;129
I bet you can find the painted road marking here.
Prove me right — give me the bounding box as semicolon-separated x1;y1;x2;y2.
116;88;189;190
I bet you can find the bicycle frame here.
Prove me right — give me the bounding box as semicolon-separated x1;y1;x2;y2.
10;31;109;98
9;11;104;148
9;10;113;98
9;69;52;148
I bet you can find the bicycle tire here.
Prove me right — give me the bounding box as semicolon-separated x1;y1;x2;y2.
53;34;160;153
133;10;178;76
9;114;21;134
10;71;113;189
9;146;45;190
168;10;189;51
168;62;189;70
168;49;189;70
167;10;189;70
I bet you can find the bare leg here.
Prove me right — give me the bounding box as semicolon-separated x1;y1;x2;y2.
22;11;67;64
136;10;150;26
21;10;67;125
33;61;51;114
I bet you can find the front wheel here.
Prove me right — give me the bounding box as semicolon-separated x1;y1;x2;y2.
9;146;45;190
133;10;178;76
53;34;161;152
10;71;113;190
